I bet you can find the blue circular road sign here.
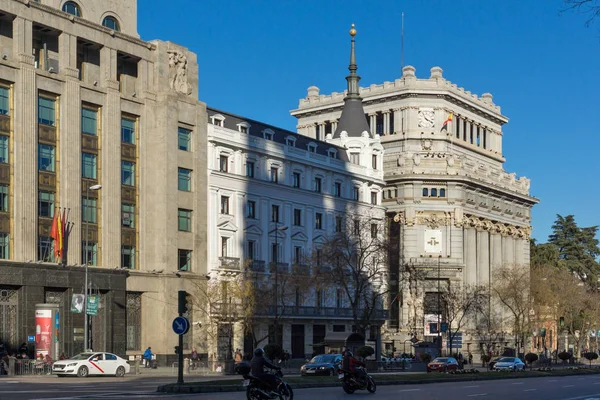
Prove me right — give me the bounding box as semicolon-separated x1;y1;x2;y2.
172;316;190;335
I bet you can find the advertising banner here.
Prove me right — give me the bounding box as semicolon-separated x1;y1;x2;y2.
424;314;441;337
87;295;98;316
35;309;52;356
71;294;85;313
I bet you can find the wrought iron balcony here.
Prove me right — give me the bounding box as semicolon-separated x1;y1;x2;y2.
269;262;290;274
247;260;266;272
256;305;388;321
219;257;240;270
292;263;311;275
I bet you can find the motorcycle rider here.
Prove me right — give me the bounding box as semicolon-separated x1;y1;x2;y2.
250;348;281;395
343;350;367;385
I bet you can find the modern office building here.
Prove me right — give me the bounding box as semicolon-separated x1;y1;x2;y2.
291;60;538;354
0;0;207;360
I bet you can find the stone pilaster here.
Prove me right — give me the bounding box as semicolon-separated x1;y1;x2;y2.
477;230;490;284
465;228;477;285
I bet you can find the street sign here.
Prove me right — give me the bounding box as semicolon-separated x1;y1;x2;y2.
172;316;190;335
27;335;35;343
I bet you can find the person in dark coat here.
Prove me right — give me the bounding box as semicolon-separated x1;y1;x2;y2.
250;348;280;392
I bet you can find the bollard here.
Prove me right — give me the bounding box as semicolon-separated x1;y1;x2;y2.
8;357;15;376
184;358;190;375
134;359;140;374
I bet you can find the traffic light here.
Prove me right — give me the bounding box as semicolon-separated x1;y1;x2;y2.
174;345;181;355
178;290;190;315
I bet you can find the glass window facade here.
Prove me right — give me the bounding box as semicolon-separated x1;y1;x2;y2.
178;127;191;151
82;241;98;265
121;117;136;144
122;203;135;228
0;185;7;212
121;161;135;186
121;245;135;269
82;197;97;223
0;87;9;115
178;209;192;232
62;1;81;16
0;233;8;259
178;249;192;271
38;191;54;217
38;236;54;262
82;108;98;135
38;97;56;126
82;152;97;179
178;168;191;191
0;135;8;163
102;16;120;31
38;144;55;172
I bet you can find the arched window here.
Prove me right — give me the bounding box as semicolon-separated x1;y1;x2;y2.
439;188;446;198
431;188;438;197
102;16;120;31
422;188;428;197
62;1;81;17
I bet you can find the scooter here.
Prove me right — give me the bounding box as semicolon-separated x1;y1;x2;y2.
338;366;376;394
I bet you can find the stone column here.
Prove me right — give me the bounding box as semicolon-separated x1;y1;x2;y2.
477;230;490;284
319;123;326;141
515;236;525;266
369;113;376;134
458;116;464;141
490;233;502;272
383;111;390;134
465;228;477;285
13;50;37;261
331;120;338;134
392;108;402;134
58;32;77;73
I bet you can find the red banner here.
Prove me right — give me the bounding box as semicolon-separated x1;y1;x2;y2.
35;309;52;356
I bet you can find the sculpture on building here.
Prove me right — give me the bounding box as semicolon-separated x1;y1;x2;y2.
168;51;192;95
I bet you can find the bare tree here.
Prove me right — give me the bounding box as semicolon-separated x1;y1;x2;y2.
563;0;600;27
313;216;389;338
492;264;532;352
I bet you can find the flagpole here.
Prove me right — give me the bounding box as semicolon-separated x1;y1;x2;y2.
401;12;405;71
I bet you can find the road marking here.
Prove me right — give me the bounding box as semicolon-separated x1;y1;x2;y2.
467;394;488;397
594;382;600;385
548;379;558;382
399;388;421;392
512;382;524;385
563;385;575;388
524;389;538;392
463;385;480;388
560;393;600;400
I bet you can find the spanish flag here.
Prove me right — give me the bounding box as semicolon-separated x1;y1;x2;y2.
441;113;453;131
50;210;59;259
56;209;63;259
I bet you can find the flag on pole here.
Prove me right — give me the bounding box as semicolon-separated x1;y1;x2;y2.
56;208;63;260
441;113;453;131
50;210;59;259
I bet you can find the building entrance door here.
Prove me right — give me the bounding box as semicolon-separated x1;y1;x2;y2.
0;286;18;350
291;324;304;358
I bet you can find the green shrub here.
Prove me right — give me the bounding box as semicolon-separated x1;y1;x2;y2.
356;346;375;360
558;351;572;362
264;344;282;360
525;353;538;364
584;352;598;366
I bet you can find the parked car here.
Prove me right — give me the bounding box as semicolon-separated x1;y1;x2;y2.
52;352;130;377
488;357;500;369
493;357;525;371
427;357;459;373
300;354;342;376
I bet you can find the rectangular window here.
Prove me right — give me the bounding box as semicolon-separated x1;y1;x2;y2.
121;245;136;269
0;136;8;163
271;204;279;223
271;243;278;263
246;161;254;178
247;200;256;219
270;167;278;183
178;209;192;232
293;172;300;188
38;191;55;217
178;127;191;151
353;187;360;201
82;197;97;223
0;87;9;115
353;220;360;235
316;249;322;267
82;152;97;179
315;212;323;230
122;203;135;228
334;182;341;197
350;153;360;165
38;96;56;126
240;125;248;134
38;236;54;261
221;237;228;257
0;233;9;259
219;155;228;172
121;161;135;186
0;185;7;212
247;240;256;260
220;196;229;214
178;168;192;191
178;249;192;271
293;209;302;226
294;246;302;263
121;117;136;144
337;289;345;309
314;177;322;193
371;223;378;238
371;191;378;205
81;108;98;135
372;154;378;169
82;241;98;265
335;216;342;233
38;144;55;172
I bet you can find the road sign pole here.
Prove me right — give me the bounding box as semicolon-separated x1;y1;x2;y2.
177;332;184;385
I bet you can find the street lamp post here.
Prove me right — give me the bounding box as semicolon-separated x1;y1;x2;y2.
270;224;287;347
437;255;442;357
84;184;102;351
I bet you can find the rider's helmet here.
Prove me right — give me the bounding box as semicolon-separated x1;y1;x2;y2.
254;348;265;357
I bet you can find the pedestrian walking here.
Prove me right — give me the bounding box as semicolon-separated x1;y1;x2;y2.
143;346;153;368
468;352;473;366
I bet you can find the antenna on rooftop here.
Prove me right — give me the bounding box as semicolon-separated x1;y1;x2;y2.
401;12;405;71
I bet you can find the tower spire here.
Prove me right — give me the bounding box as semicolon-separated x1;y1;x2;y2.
346;23;360;98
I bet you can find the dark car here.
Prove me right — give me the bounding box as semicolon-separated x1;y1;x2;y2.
427;357;459;373
300;354;342;376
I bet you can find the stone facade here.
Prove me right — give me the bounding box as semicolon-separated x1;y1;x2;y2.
0;0;207;360
291;65;538;355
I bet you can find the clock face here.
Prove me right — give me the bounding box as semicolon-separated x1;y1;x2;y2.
418;108;435;128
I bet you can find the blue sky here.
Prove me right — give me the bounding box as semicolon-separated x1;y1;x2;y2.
139;0;600;243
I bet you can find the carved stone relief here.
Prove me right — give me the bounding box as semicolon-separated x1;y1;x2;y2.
168;51;192;95
416;211;451;229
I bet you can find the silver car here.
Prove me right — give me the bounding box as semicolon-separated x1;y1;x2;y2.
493;356;525;371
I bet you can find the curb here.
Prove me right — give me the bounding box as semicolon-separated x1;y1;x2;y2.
157;369;600;394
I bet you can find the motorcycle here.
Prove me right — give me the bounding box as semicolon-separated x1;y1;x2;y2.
338;366;376;394
236;362;293;400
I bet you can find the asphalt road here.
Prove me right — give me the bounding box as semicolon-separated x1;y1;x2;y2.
4;374;600;400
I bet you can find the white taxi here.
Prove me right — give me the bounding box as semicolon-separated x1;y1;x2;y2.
52;352;131;377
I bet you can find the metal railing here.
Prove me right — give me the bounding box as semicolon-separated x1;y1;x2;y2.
13;360;53;375
219;257;241;270
256;305;388;320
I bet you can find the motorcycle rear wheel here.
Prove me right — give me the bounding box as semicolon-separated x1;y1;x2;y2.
342;382;355;394
278;383;294;400
246;386;261;400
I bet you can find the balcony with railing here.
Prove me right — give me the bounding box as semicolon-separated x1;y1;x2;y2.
292;264;311;275
255;305;388;321
219;257;240;271
269;262;290;274
247;260;266;272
